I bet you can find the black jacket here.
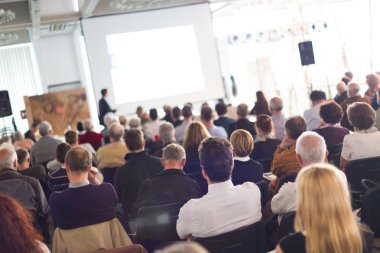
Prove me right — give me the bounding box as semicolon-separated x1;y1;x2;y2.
250;139;282;160
132;169;201;215
228;118;256;138
232;159;264;185
114;151;163;216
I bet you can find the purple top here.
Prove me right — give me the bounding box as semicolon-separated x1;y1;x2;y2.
314;126;350;147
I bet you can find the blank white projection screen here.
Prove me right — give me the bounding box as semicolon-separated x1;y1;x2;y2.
106;26;205;105
82;4;224;114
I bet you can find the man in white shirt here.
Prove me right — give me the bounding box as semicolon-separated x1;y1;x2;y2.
176;137;262;239
303;90;326;130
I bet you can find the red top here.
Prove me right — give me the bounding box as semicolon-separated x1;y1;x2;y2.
78;131;103;151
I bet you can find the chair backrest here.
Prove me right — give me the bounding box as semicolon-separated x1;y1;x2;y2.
278;211;296;240
256;158;273;173
0;179;37;211
135;202;184;251
193;221;265;253
361;186;380;237
327;143;343;168
345;156;380;191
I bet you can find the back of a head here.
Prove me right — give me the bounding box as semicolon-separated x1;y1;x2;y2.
14;131;24;141
237;103;249;118
172;106;181;120
109;123;124;142
269;97;283;112
56;143;72;164
103;112;119;128
309;90;326;102
345;71;353;79
83;119;93;131
76;121;84;132
16;147;29;164
129;118;141;128
182;105;193;119
336;81;347;93
201;106;213;122
198;137;233;182
230;129;254;157
156;242;208;253
347;102;376;131
38;121;52;137
159;122;175;145
319;101;343;124
215;102;228;116
65;146;92;173
347;82;360;97
119;115;127;127
64;130;78;145
183;122;210;150
0;143;17;170
256;114;274;136
285;116;307;140
124;128;144;152
295;131;326;166
162;143;186;162
295;164;361;253
101;88;107;97
0;136;11;145
150;108;158;121
366;73;380;88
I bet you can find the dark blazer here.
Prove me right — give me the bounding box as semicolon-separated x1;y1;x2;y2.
132;169;201;215
314;126;349;147
232;159;263;185
99;98;116;126
228;118;256;138
214;116;236;133
114;151;163;216
250;139;281;160
183;147;208;195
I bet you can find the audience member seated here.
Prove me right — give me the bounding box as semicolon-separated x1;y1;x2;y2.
171;106;183;127
230;130;263;185
0;194;50;253
314;101;349;147
214;102;236;133
114;129;163;217
132;144;201;215
65;130;97;165
14;130;34;151
157;242;208;253
162;105;174;124
250;91;271;116
119;115;129;131
340;82;371;130
0;135;12;144
275;164;372;253
30;121;62;166
76;120;85;135
102;112;119;144
365;73;380;106
17;147;46;181
152;122;176;157
96;123;128;170
340;102;380;168
24;122;38;142
334;81;348;104
341;70;353;85
143;109;164;141
79;119;104;151
176;137;262;239
271;132;329;220
228;103;256;138
270;97;286;140
271;116;306;193
251;115;281;160
129;117;142;130
175;105;193;144
48;143;71;192
303;90;326;130
200;105;227;138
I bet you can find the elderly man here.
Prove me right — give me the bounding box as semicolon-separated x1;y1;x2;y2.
303;90;326;130
132;144;201;215
270;97;286;140
152;122;176;157
334;81;348;105
30;121;62;166
176;137;261;239
228;103;256;138
340;82;371;130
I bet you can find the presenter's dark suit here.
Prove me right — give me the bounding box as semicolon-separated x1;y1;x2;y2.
228;118;256;138
99;98;116;126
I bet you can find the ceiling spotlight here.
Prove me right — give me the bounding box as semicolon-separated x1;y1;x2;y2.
0;9;16;25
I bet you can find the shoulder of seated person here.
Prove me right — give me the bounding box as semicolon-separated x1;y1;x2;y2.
239;181;260;190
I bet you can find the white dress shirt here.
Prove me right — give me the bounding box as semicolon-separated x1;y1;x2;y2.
176;179;262;239
303;104;322;131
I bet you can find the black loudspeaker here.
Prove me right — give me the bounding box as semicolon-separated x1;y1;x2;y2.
0;90;12;118
298;41;315;66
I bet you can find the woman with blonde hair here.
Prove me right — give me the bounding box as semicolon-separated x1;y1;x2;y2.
275;163;372;253
183;122;211;195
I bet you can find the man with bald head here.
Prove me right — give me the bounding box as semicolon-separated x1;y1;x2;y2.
270;97;286;140
334;81;348;105
340;82;371;130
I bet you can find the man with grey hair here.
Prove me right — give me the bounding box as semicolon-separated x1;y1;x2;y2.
30;121;62;166
270;97;286;140
152;122;176;157
340;82;371;130
14;130;34;151
132;143;200;215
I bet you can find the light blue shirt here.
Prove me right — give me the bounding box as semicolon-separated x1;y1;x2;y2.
208;125;228;139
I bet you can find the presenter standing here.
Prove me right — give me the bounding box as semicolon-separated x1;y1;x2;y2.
98;88;116;126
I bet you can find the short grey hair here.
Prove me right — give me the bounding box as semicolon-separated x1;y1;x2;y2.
103;112;119;128
162;143;186;162
109;123;124;142
129;118;141;128
0;143;17;169
347;82;360;97
270;97;283;111
38;121;52;136
295;131;326;166
14;131;24;141
159;122;175;145
83;119;93;131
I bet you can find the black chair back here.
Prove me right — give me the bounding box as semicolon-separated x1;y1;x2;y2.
278;211;296;240
345;156;380;192
327;143;343;168
135;202;184;252
193;221;265;253
361;181;380;237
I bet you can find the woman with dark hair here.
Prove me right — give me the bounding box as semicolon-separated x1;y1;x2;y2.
314;101;349;147
0;194;50;253
250;91;271;116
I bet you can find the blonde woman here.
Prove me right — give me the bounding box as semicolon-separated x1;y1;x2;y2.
275;163;372;253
